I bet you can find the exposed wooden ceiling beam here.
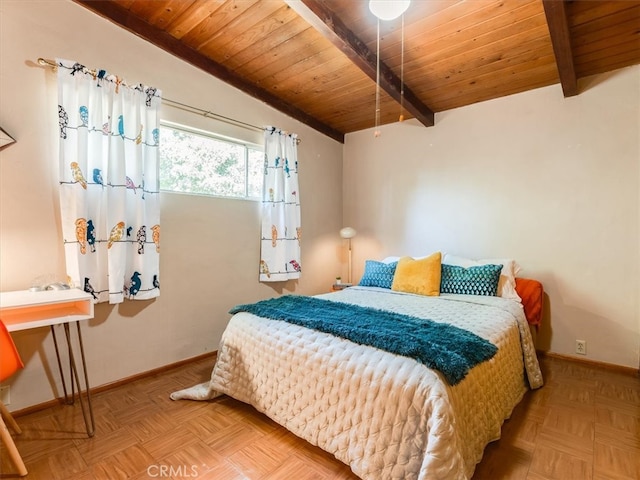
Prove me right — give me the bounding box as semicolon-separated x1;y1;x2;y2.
72;0;345;143
286;0;435;128
542;0;578;97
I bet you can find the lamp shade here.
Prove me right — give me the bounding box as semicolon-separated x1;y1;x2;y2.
369;0;410;21
339;227;357;239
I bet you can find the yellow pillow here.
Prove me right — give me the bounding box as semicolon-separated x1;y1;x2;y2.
391;252;442;296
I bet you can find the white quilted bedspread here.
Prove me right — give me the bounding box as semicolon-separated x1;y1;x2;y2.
171;287;543;480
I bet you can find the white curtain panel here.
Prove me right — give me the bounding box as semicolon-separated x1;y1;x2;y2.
57;59;161;303
260;127;301;282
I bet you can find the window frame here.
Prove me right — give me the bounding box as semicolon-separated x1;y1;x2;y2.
159;120;264;201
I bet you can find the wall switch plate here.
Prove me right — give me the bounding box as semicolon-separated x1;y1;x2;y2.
575;339;587;355
0;385;10;405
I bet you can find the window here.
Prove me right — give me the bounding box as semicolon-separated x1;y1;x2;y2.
159;123;263;199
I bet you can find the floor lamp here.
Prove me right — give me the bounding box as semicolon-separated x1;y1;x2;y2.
340;227;357;285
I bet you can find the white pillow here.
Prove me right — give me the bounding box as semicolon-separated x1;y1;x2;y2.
442;253;521;302
382;255;429;263
382;256;400;263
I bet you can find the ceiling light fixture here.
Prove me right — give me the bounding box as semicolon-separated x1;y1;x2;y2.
370;1;410;137
369;0;410;21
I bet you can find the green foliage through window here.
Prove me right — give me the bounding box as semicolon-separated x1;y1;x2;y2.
159;124;263;199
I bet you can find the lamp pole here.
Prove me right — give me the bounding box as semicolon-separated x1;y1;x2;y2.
339;227;357;285
347;238;353;284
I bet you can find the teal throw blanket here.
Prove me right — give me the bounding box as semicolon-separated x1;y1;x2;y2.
229;295;497;385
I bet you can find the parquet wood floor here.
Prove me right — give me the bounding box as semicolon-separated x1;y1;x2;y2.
1;355;638;479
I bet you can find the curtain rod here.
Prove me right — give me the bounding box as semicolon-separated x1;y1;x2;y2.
37;58;301;144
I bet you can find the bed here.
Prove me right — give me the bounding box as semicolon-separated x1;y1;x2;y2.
171;256;544;480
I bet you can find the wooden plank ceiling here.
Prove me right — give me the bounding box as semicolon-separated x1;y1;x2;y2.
74;0;640;143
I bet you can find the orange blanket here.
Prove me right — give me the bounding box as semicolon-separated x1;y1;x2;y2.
515;278;543;327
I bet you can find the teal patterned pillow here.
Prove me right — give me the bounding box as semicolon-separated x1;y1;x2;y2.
440;264;502;296
358;260;398;289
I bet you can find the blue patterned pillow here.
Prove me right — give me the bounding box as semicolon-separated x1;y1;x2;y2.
358;260;398;289
440;264;502;296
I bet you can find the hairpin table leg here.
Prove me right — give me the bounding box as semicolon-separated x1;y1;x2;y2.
51;322;95;437
50;326;71;404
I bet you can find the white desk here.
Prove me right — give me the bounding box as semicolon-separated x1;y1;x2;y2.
0;289;95;436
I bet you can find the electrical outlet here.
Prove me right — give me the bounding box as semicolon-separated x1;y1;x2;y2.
575;339;587;355
0;385;10;405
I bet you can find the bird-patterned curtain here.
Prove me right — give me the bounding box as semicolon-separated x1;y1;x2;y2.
259;127;301;282
57;59;161;304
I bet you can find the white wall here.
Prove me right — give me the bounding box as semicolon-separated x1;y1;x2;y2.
0;0;343;410
344;66;640;369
